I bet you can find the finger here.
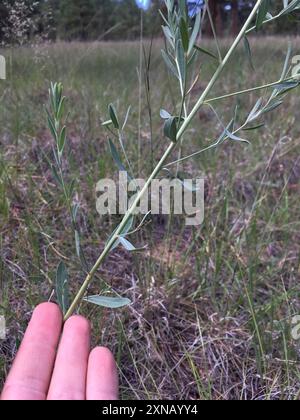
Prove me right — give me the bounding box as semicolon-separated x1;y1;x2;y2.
1;303;62;400
86;347;119;400
47;315;90;400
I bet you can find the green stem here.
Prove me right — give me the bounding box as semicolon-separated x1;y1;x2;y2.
176;0;263;141
205;0;222;63
138;8;143;177
64;142;176;320
64;0;264;321
204;76;294;104
246;10;282;34
176;54;188;176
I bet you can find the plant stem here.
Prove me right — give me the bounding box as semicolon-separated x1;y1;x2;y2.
204;0;222;63
176;0;263;141
204;76;294;104
64;141;176;320
138;8;143;177
64;0;263;321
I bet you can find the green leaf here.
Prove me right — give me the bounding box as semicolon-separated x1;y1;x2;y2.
68;179;76;198
51;165;62;186
194;45;218;60
122;106;132;130
83;295;131;309
162;25;174;48
243;123;265;131
179;17;189;53
281;0;300;15
102;119;113;127
75;230;81;258
256;0;270;30
108;138;131;178
244;36;254;71
107;215;135;251
161;50;179;79
176;39;186;83
47;115;58;143
160;109;172;119
178;0;187;19
72;203;80;222
274;81;299;95
225;129;250;144
188;11;201;56
56;262;69;315
57;96;66;120
119;236;136;251
58;126;66;153
261;100;284;115
118;236;146;252
108;104;119;130
164;117;178;142
247;98;263;123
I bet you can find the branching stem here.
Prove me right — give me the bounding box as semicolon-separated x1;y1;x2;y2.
64;0;264;321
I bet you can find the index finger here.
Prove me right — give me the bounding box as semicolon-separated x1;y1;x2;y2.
1;303;62;400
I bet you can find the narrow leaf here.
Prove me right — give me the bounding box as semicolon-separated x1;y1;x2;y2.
160;109;172;119
176;39;186;84
194;45;218;60
47;115;58;143
261;100;284;114
161;50;179;79
244;36;254;71
164;117;178;142
58;126;66;153
108;104;119;130
247;98;263;122
108;139;130;177
107;215;135;251
102;119;113;127
75;230;81;258
84;295;131;309
122;106;132;130
51;165;62;186
243;123;265;131
56;262;69;315
188;11;201;56
179;17;189;53
225;129;250;144
256;0;270;30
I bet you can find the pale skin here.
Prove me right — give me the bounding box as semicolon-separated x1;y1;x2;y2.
0;303;119;400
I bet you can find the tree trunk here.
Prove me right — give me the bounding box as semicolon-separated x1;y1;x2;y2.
231;0;239;36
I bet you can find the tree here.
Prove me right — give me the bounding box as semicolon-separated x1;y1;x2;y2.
57;0;99;40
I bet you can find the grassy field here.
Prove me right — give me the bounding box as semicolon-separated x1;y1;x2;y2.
0;36;300;400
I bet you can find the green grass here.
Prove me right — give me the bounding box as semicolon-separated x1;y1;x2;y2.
0;37;300;400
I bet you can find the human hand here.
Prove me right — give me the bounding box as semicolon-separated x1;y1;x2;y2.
1;303;118;400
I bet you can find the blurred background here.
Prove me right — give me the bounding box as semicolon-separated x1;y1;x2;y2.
0;0;299;45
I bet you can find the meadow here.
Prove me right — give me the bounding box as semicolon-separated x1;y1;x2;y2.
0;36;300;400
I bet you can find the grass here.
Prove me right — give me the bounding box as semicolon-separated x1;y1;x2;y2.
0;36;300;400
